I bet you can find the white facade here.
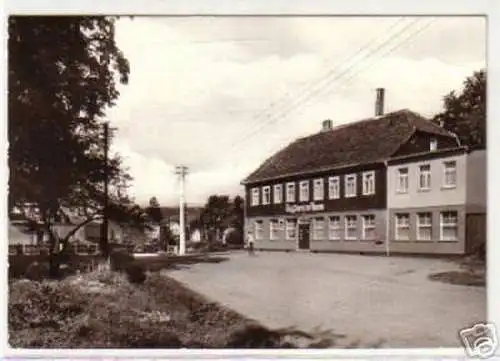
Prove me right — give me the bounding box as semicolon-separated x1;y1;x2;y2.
387;153;467;209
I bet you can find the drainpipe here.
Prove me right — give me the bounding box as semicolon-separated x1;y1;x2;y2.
243;187;248;247
384;160;390;257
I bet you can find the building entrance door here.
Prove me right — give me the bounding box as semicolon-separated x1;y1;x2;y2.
298;223;310;250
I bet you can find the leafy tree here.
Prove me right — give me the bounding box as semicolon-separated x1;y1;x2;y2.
226;195;244;245
200;195;232;243
146;196;163;225
433;69;486;150
200;195;244;244
8;16;134;277
145;196;178;250
231;195;244;229
149;197;160;208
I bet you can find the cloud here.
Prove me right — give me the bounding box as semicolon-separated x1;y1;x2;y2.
106;16;485;206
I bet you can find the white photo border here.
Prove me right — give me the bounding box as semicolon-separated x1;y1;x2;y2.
1;0;497;359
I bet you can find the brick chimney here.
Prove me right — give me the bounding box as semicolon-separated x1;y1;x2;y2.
322;119;333;131
375;88;385;117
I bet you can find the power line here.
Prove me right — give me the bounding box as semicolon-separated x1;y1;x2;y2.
227;18;435;160
300;17;437;116
227;17;411;145
221;18;436;175
227;18;423;153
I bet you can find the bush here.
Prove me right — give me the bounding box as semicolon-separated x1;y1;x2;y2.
226;324;284;348
110;316;183;348
110;249;134;271
9;279;88;334
25;261;50;281
476;243;486;261
10;270;294;348
125;264;147;284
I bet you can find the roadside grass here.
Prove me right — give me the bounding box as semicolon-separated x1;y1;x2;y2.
428;247;486;287
8;269;329;348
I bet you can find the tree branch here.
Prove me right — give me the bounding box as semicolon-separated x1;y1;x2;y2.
62;213;102;243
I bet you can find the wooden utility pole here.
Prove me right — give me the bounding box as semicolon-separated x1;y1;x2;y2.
101;122;110;259
175;165;189;255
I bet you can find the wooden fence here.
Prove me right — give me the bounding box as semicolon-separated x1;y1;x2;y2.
8;243;100;256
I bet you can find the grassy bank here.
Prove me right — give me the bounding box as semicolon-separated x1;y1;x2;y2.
428;250;486;287
9;270;306;348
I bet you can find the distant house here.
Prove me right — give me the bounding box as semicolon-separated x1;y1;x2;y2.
8;222;39;246
9;207;41;245
83;220;126;244
8;204;86;245
157;206;203;243
8;205;135;246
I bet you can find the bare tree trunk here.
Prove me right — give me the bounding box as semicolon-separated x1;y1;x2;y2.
48;231;61;279
45;215;95;279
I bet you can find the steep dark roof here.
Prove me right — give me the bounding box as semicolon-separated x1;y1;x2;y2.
243;109;455;184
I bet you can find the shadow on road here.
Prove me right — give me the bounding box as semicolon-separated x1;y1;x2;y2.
144;255;231;272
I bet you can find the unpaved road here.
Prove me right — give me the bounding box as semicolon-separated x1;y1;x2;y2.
165;252;486;348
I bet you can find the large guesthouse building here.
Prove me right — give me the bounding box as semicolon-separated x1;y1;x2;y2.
241;90;486;255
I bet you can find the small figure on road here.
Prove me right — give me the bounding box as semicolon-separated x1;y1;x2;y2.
247;232;255;256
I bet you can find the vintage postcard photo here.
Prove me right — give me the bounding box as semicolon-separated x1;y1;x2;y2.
7;14;489;354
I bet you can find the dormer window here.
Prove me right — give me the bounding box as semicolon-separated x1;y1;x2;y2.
430;138;438;151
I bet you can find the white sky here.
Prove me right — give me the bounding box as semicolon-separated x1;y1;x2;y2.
105;16;485;207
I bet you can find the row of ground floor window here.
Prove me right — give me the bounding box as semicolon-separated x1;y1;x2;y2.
246;206;484;254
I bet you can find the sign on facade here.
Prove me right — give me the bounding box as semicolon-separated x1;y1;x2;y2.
285;202;325;214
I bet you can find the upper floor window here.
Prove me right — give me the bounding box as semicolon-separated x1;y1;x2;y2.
430;138;438;151
251;188;260;206
286;182;296;203
397;167;409;193
273;184;283;204
262;186;271;205
345;174;357;198
443;161;457;188
418;164;431;191
328;176;340;199
362;171;376;195
299;180;310;202
313;178;324;201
